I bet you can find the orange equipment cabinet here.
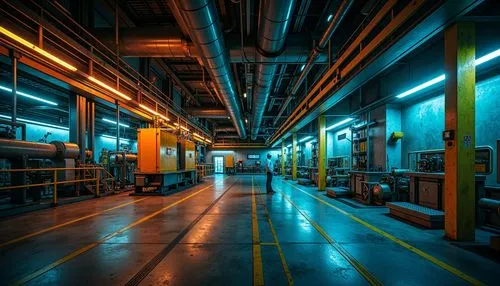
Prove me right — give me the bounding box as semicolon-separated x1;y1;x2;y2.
225;155;234;168
178;140;196;170
185;141;196;170
137;128;177;173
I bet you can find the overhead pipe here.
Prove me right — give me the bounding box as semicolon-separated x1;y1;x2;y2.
186;108;229;119
251;0;297;140
95;28;197;58
172;0;246;138
97;29;322;63
215;126;236;132
274;0;354;126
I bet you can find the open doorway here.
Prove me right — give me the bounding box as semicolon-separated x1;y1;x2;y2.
214;156;224;173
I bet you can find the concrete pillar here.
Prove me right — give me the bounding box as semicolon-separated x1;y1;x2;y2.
292;132;297;180
281;140;285;176
318;115;326;191
444;22;476;241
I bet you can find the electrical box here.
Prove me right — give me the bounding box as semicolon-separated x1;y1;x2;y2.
225;155;234;168
179;140;196;170
137;128;177;173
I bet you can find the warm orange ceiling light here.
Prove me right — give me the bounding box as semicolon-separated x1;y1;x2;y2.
0;26;78;72
88;76;132;100
139;104;170;121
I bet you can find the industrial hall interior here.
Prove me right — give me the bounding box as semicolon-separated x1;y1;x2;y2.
0;0;500;285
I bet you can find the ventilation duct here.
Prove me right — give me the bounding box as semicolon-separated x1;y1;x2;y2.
251;0;297;140
172;0;246;138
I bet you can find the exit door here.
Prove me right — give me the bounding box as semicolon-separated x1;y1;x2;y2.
214;156;224;173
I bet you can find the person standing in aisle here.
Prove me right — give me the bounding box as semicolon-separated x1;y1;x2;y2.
265;153;275;194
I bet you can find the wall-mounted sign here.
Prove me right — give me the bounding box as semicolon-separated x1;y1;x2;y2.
337;133;347;140
247;154;260;159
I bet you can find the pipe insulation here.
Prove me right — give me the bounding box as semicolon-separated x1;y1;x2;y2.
251;0;297;140
173;0;246;138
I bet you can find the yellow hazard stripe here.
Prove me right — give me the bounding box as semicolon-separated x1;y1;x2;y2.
283;180;484;286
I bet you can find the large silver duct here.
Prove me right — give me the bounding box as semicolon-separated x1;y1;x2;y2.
274;0;354;125
172;0;246;138
250;0;296;140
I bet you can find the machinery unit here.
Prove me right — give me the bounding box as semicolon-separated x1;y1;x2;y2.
178;140;196;171
134;128;196;195
0;138;80;203
137;128;177;173
225;154;235;174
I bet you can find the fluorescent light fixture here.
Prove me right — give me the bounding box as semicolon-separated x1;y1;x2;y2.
475;48;500;66
174;122;190;132
101;134;130;142
326;117;354;131
0;26;78;72
286;144;292;148
305;139;317;145
102;118;129;128
0;85;58;106
0;114;68;130
88;76;132;100
396;74;446;99
139;104;170;121
193;132;204;139
396;49;499;100
205;138;212;144
299;136;312;143
327;14;333;22
300;65;305;71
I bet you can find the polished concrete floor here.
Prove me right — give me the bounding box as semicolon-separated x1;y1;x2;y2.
0;175;498;285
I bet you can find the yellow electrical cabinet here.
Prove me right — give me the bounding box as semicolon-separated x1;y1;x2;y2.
137;128;177;173
179;140;196;170
225;155;234;168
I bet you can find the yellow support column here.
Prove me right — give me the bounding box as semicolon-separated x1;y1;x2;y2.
444;22;475;241
281;140;286;176
318;116;327;191
292;133;297;180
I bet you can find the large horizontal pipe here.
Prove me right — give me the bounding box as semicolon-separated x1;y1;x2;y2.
0;139;79;159
94;28;197;58
215;127;236;133
478;198;500;214
96;29;323;63
186;108;228;119
216;134;240;139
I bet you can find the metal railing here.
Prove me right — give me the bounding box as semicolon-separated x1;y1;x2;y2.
0;166;115;205
197;164;214;178
0;0;212;137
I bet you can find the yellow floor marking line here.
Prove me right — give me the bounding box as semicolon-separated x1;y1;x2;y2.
251;176;265;286
256;186;294;286
0;197;148;249
13;184;216;286
282;180;484;286
279;190;381;286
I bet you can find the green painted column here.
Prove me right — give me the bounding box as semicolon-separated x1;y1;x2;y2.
281;140;286;176
318;116;327;191
292;132;297;180
444;22;475;241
